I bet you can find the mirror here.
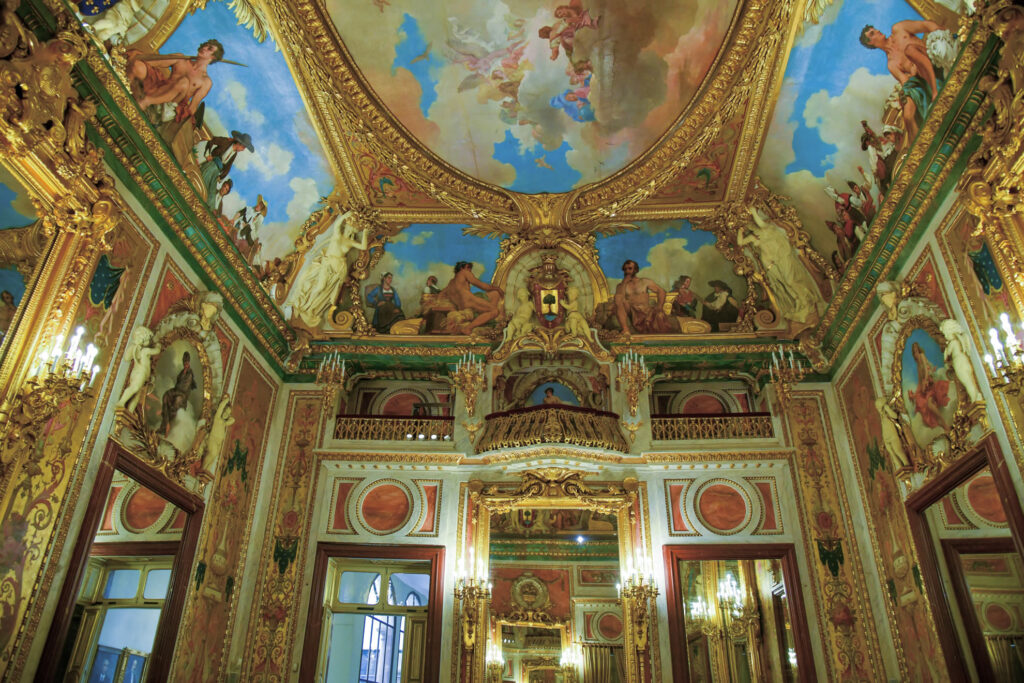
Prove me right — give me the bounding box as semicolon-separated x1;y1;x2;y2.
665;545;815;682
488;507;625;683
41;447;203;682
906;436;1024;681
678;559;797;682
922;463;1024;681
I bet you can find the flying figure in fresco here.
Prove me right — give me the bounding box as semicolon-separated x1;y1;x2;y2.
127;39;236;123
539;0;600;62
859;20;949;139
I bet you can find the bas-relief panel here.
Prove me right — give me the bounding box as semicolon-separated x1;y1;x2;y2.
119;1;336;275
836;353;946;680
757;0;959;266
325;0;739;192
175;351;277;681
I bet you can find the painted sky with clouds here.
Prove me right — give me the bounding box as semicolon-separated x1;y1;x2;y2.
161;1;335;263
758;0;931;258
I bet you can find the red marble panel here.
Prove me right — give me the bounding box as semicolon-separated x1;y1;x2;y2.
697;484;746;532
100;485;122;531
380;392;420;415
598;613;623;640
753;482;778;531
332;482;355;532
668;484;688;532
490;568;571;621
681;394;726;414
123;485;167;531
966;474;1006;524
361;484;411;532
985;603;1013;631
417;484;438;533
941;497;966;527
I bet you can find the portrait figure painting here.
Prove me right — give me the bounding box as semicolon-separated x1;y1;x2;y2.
147;338;205;454
900;328;956;449
528;382;578;407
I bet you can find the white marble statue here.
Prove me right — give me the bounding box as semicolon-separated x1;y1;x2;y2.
564;286;591;339
89;0;144;42
202;394;235;472
505;288;535;340
940;318;985;403
876;397;912;470
286;210;368;328
737;206;825;333
116;326;160;412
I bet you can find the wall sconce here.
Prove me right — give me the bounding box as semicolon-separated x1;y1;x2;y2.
2;326;100;449
618;550;658;681
767;344;808;409
560;642;583;682
616;348;650;417
315;350;346;415
451;353;486;418
984;313;1024;396
454;546;491;653
485;641;504;683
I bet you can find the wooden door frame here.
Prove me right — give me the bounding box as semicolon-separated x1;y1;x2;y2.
37;440;204;682
662;543;817;683
298;542;446;683
904;433;1024;683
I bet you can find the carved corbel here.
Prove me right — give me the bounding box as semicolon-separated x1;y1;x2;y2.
0;218;48;279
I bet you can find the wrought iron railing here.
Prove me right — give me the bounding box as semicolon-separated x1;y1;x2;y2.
650;413;774;441
475;405;629;453
333;415;454;442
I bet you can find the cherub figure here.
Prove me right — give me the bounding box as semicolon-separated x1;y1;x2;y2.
564;286;591;339
876;397;912;470
505;288;535;340
201;394;235;473
940;318;984;403
117;326;160;413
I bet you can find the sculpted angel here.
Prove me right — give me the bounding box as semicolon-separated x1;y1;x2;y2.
564;286;591;339
875;397;912;470
286;210;369;328
940;318;984;403
737;205;825;336
117;326;160;413
505;288;535;340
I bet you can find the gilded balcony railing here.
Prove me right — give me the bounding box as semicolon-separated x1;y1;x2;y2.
650;413;774;441
333;415;454;442
475;405;629;453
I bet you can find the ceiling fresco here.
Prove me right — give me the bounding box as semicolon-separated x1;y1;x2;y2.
324;0;740;192
41;0;985;373
130;1;336;272
757;0;959;271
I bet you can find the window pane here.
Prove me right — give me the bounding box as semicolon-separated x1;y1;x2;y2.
389;573;430;606
96;607;161;654
143;568;172;599
338;571;381;604
103;569;141;599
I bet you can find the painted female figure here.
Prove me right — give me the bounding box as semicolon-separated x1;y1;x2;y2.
906;341;950;429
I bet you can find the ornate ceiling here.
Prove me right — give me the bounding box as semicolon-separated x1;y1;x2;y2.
10;0;988;376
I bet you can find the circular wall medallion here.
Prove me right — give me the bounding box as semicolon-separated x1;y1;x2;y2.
597;612;623;641
511;573;551;612
985;603;1013;631
697;483;748;533
360;483;412;533
966;474;1007;525
123;486;168;532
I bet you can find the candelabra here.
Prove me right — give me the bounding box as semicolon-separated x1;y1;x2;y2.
452;352;486;418
716;571;760;638
616;348;650;417
618;551;658;682
454;546;491;652
315;350;346;415
3;327;100;444
767;344;809;409
559;643;583;682
983;313;1024;397
485;641;504;683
